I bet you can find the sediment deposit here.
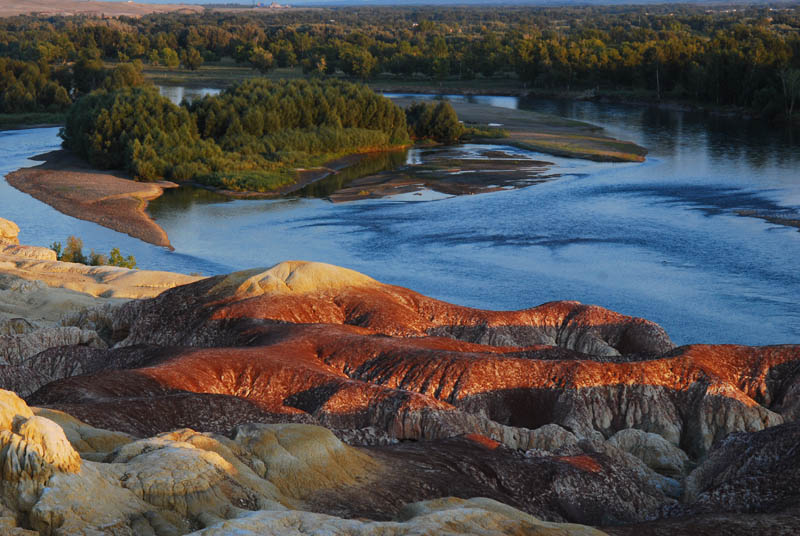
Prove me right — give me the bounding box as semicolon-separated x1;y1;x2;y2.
6;150;175;248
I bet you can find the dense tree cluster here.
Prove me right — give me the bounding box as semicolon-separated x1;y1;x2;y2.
61;79;411;191
0;52;146;114
1;5;799;118
0;57;70;113
405;100;464;143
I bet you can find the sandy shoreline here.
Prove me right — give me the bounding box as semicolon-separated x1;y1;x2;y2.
5;150;175;249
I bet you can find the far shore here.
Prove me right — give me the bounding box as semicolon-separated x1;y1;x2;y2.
5;150;175;249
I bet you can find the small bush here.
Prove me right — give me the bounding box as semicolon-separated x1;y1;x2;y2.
50;236;136;269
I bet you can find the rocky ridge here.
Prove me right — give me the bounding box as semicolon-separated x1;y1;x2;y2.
0;228;797;534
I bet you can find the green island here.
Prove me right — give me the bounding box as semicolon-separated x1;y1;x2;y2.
60;78;515;192
63;79;408;192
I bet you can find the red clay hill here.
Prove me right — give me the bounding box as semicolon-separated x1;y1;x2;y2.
4;261;799;534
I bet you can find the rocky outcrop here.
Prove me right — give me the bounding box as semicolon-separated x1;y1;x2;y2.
187;498;606;535
607;428;689;478
0;327;106;365
0;245;56;260
2;260;798;533
681;422;800;512
0;228;204;399
0;217;20;244
0;390;605;535
29;327;797;459
112;261;674;356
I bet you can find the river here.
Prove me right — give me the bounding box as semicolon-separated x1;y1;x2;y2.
1;94;798;346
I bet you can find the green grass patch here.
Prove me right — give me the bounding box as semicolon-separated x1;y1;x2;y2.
196;169;296;192
0;112;66;129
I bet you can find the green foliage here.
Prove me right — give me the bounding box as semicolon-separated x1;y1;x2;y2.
181;47;204;70
62;79;411;191
196;170;294;193
161;48;180;68
109;247;137;269
0;58;70;114
102;62;146;91
49;236;136;269
61;86;197;171
406;100;465;143
59;235;86;264
462;126;509;139
1;6;799;118
89;250;108;266
248;47;275;73
49;241;62;260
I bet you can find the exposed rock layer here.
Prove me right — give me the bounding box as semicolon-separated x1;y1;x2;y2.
0;257;798;534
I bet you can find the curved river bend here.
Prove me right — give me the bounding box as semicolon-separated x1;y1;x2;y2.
1;98;798;346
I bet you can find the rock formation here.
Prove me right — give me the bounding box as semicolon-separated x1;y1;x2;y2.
0;390;604;535
0;251;797;534
0;217;20;245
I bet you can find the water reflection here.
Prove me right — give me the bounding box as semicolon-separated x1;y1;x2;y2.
156;85;221;105
383;93;519;110
297;150;408;197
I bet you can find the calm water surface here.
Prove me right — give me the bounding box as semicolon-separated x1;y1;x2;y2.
1;98;798;346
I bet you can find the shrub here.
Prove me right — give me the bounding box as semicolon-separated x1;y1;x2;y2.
50;236;136;269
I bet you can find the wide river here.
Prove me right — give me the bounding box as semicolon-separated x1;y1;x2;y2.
1;95;798;346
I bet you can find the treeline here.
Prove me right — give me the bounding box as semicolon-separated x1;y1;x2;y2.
0;53;145;114
1;5;800;118
61;79;411;191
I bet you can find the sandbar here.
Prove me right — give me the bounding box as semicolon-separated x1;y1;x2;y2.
5;150;175;249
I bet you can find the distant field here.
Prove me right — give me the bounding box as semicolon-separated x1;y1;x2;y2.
0;0;203;18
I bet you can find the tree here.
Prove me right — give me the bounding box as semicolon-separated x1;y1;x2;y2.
405;100;463;143
60;236;86;264
161;47;180;68
181;47;204;70
109;248;137;269
248;47;274;73
780;68;800;119
73;50;106;94
340;46;377;80
102;62;146;91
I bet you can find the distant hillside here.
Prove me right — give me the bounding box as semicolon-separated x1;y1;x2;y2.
0;0;203;18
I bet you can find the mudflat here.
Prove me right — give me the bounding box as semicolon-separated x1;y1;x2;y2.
5;150;175;248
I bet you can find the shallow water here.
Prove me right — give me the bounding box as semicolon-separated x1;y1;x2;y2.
1;99;799;346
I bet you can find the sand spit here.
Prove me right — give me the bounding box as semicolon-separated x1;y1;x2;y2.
6;150;175;249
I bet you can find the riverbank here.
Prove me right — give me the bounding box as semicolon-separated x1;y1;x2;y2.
188;149;408;199
0;112;66;131
5;150;175;249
